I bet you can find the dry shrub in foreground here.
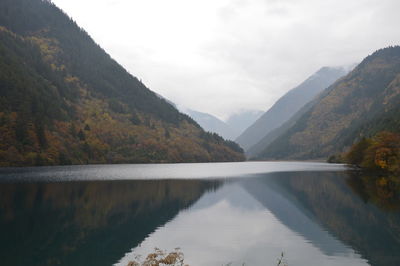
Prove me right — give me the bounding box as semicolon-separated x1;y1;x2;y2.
127;248;187;266
276;252;288;266
127;248;288;266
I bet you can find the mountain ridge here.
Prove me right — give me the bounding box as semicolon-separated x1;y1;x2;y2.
237;66;349;152
257;46;400;160
0;0;244;166
184;109;235;140
183;108;262;141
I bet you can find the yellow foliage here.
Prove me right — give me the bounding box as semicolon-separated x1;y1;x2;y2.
346;131;400;173
375;147;391;169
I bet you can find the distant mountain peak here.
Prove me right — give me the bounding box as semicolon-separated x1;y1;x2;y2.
256;46;400;160
236;66;350;152
181;108;263;141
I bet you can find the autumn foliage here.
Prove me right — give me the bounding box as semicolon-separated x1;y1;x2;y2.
0;0;245;166
345;131;400;173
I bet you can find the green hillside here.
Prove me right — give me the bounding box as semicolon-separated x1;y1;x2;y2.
0;0;244;166
257;46;400;160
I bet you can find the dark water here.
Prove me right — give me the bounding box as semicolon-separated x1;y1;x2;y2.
0;162;399;266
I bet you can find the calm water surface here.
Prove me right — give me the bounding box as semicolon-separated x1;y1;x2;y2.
0;162;399;266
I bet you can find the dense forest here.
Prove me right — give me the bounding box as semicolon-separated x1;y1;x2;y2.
255;46;400;161
337;131;400;173
0;0;244;166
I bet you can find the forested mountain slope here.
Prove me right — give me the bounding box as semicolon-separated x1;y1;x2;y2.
257;46;400;160
0;0;244;166
236;67;348;151
246;99;317;158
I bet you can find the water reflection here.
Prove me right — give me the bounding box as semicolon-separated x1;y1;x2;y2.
347;172;400;211
118;171;400;266
263;171;400;266
0;161;346;182
0;165;399;266
0;179;220;266
241;175;352;256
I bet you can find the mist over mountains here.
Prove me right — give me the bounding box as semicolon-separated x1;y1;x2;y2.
183;109;262;141
236;66;350;152
251;46;400;160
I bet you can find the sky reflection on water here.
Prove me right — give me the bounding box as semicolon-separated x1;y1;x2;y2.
117;179;368;266
0;161;346;182
0;162;399;266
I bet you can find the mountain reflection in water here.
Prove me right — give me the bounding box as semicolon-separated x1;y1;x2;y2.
0;164;399;266
0;179;220;266
118;171;400;266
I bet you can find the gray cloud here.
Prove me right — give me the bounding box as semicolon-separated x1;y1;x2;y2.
52;0;400;120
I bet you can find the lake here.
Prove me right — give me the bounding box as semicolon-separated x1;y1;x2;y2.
0;162;399;266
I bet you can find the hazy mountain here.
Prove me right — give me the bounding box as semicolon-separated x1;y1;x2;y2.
185;109;263;141
257;46;400;160
185;109;235;140
0;0;244;166
236;66;349;151
226;110;263;139
246;99;317;158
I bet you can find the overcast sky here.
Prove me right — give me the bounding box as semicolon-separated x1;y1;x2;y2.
52;0;400;120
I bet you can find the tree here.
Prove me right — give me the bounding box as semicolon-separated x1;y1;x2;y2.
77;129;85;141
345;132;400;173
346;138;370;166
